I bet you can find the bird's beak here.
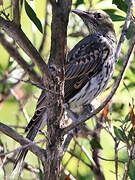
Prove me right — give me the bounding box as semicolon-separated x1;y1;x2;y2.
72;9;87;16
72;9;92;21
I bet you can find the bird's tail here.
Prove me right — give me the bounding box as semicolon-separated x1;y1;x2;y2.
11;148;28;178
11;118;43;178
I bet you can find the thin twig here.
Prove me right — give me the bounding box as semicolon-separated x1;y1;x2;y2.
0;17;51;79
114;139;119;180
6;157;40;174
91;118;105;180
97;155;125;163
0;139;45;157
114;0;134;61
12;0;20;26
74;137;97;168
62;131;73;159
122;138;135;180
0;122;46;162
0;156;7;180
68;150;93;170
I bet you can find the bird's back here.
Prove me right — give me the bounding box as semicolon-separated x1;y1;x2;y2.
65;31;117;114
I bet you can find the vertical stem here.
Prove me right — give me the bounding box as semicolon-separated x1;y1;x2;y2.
122;142;133;180
114;139;119;180
92;121;105;180
44;1;72;179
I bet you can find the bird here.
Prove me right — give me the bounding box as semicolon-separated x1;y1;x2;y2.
12;9;117;176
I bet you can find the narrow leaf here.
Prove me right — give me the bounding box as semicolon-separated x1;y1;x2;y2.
0;139;4;153
109;14;125;21
123;81;130;93
124;113;130;122
104;10;125;21
39;169;44;180
112;0;128;13
128;127;134;141
114;126;126;142
24;0;43;33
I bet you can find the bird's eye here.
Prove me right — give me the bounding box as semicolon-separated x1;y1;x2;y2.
94;13;102;19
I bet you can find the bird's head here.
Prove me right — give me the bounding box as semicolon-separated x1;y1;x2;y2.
72;9;115;35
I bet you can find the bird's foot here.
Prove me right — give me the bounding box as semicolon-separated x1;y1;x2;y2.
65;106;84;133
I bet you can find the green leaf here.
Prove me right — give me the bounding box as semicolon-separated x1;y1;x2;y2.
109;14;125;21
0;138;4;153
104;12;125;21
104;9;125;21
124;113;130;122
128;127;134;141
112;0;128;13
114;126;127;142
90;138;103;150
39;169;44;180
128;162;135;180
24;0;43;33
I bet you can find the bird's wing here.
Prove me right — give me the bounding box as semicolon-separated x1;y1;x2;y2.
25;90;47;132
65;34;110;102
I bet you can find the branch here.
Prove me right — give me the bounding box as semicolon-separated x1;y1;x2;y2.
62;124;94;160
0;122;46;162
74;138;97;168
63;1;134;135
49;0;72;66
0;17;51;80
91;121;105;180
43;1;72;179
122;137;134;179
96;155;124;163
0;32;42;83
62;131;73;158
114;139;119;180
12;0;20;26
68;150;93;170
0;139;45;157
114;0;134;61
7;157;40;174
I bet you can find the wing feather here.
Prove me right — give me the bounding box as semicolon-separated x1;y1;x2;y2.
25;91;46;132
65;34;110;102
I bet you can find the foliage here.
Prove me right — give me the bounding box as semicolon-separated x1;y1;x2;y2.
24;0;43;33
